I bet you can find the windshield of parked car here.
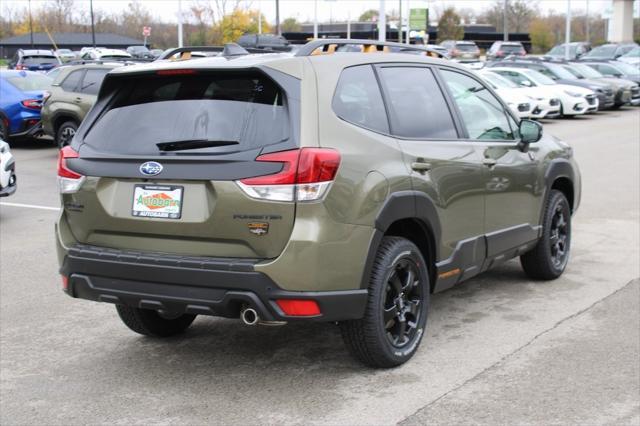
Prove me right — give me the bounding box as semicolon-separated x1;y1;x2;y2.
548;45;578;56
456;43;477;51
481;72;518;89
611;61;640;75
584;45;617;57
523;69;556;85
5;73;52;91
84;71;289;155
500;44;524;52
570;63;604;78
546;62;578;80
622;47;640;58
22;55;58;65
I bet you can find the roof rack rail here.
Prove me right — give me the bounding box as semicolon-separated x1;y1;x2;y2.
66;59;141;66
294;39;446;58
157;43;276;61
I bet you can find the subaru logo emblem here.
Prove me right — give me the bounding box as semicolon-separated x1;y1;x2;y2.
139;161;163;176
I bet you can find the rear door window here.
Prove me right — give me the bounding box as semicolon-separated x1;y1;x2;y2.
332;65;389;133
84;71;290;155
61;70;84;92
378;66;457;139
80;69;109;95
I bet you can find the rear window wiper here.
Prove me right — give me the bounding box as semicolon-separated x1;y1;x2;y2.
156;139;239;152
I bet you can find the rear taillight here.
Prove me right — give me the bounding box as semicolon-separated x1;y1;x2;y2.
237;148;340;202
15;64;25;70
57;146;85;193
21;99;42;110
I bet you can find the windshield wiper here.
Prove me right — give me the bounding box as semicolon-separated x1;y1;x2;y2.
156;139;239;152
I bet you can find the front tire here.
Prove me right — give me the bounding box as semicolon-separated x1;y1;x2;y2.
116;305;196;337
521;190;571;280
340;237;430;368
55;121;78;148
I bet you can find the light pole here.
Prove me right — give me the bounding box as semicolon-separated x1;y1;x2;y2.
503;0;508;41
275;0;281;35
90;0;96;48
378;0;386;42
565;0;571;60
178;0;183;47
28;0;34;47
314;0;318;39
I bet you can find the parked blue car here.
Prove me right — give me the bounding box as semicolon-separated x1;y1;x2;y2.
0;70;52;140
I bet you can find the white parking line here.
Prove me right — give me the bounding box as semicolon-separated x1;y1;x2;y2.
0;202;60;211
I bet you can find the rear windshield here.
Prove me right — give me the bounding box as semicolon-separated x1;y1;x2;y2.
584;45;616;57
22;56;58;65
5;73;52;91
501;44;524;52
85;71;289;155
456;43;477;51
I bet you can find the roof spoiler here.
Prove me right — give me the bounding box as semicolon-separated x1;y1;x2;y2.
294;39;446;58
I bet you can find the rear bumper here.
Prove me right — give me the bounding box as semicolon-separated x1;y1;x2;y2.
60;244;368;322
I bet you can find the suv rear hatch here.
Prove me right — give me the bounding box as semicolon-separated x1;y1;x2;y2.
60;67;301;259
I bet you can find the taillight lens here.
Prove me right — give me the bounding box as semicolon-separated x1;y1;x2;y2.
57;146;85;193
21;99;42;110
237;148;340;202
15;64;25;70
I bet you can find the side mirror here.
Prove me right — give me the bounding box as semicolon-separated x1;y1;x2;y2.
520;80;532;87
519;119;543;149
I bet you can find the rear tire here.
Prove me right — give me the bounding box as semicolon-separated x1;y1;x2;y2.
340;237;430;368
521;190;571;280
116;305;196;337
55;121;77;148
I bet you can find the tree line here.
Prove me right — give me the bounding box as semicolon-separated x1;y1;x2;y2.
1;0;638;52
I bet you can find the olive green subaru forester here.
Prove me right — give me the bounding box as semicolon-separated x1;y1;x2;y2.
56;40;580;368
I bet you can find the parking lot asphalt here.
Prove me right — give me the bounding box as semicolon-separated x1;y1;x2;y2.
1;108;639;425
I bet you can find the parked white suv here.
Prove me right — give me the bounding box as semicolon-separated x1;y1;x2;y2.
0;140;16;197
479;70;561;119
490;67;595;116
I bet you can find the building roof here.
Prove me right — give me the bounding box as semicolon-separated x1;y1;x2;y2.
0;32;143;46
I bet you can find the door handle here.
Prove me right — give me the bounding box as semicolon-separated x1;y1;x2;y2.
482;158;497;167
411;161;432;173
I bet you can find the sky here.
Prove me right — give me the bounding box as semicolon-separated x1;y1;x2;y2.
2;0;637;25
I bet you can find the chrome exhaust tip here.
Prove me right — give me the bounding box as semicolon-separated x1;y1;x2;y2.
240;306;259;326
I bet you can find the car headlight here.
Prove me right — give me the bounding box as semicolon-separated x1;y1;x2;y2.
564;90;583;97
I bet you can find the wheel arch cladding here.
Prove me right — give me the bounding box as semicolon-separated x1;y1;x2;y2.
545;159;577;213
363;191;441;292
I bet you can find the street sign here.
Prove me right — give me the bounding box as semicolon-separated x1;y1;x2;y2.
409;8;428;31
143;26;151;37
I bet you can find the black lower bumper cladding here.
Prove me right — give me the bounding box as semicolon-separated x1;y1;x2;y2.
60;244;367;322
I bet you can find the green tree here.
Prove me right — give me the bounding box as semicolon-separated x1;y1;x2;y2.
359;9;378;22
529;18;555;53
281;17;301;32
437;8;464;42
481;0;539;33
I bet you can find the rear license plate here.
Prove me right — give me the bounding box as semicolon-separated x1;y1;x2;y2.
132;185;183;219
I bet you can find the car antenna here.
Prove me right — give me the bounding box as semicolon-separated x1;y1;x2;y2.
221;43;250;57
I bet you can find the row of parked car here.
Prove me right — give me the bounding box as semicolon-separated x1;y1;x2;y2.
6;45;163;71
0;41;639;150
436;39;640;65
